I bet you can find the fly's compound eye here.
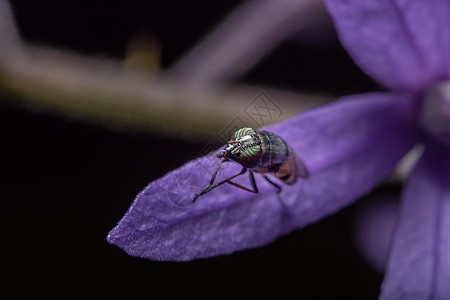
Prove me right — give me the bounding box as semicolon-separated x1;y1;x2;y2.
234;127;257;138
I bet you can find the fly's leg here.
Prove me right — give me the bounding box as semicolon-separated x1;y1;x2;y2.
262;174;287;208
208;159;227;185
193;167;246;202
193;168;259;202
226;170;258;194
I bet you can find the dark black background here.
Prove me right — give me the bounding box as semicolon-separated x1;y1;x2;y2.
3;0;384;298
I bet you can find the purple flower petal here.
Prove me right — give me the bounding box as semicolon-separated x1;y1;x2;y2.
107;93;416;261
380;144;450;299
323;0;450;93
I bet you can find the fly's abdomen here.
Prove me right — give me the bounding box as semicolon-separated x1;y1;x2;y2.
258;130;291;169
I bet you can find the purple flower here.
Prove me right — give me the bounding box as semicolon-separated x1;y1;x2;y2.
108;0;450;298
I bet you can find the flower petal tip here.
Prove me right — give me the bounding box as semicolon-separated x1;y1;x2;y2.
108;94;416;261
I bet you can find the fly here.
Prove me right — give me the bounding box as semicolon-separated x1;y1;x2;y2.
193;127;308;203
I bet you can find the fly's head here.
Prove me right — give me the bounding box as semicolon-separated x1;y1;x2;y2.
216;127;263;168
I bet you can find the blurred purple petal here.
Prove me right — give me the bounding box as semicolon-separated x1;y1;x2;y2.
419;82;450;147
323;0;450;93
380;144;450;299
353;194;399;273
108;93;416;261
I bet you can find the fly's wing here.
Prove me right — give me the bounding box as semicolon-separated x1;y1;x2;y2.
293;151;309;178
272;150;308;185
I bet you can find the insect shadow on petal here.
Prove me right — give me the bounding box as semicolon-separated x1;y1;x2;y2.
193;127;309;205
